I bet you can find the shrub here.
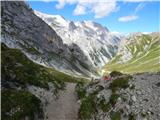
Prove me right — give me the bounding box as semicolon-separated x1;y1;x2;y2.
98;97;111;112
110;71;123;77
110;111;121;120
76;82;86;99
79;95;96;120
109;75;132;91
128;113;136;120
110;93;120;106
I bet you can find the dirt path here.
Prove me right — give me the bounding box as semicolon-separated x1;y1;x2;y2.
46;83;79;120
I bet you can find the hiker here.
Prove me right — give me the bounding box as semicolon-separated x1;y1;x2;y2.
103;75;112;81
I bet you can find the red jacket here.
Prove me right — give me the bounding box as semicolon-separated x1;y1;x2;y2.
103;76;111;81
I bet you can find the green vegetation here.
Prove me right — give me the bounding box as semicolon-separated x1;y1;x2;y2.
98;97;111;112
2;43;86;89
76;81;119;119
18;41;41;55
110;93;120;106
2;43;62;89
2;89;43;120
76;82;106;119
78;95;96;120
128;113;136;120
76;72;133;120
104;34;160;74
141;112;147;118
1;43;89;120
109;75;132;92
76;82;96;119
110;111;121;120
75;82;86;99
110;71;123;77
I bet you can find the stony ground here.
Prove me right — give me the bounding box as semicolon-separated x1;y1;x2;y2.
46;83;79;120
77;72;160;120
28;72;160;120
122;73;160;120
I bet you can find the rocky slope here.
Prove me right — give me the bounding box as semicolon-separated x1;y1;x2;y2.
34;11;122;68
76;72;160;120
1;42;88;120
1;1;97;77
103;33;160;74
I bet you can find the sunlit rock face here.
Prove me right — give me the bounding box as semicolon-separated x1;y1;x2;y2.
1;1;97;77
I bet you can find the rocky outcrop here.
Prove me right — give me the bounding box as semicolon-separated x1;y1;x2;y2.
1;1;96;77
76;72;160;120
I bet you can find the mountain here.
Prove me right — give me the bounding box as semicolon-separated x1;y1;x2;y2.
103;33;160;74
1;1;160;120
34;11;122;68
1;1;97;77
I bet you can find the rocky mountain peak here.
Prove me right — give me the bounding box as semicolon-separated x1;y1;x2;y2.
34;11;122;68
1;1;97;77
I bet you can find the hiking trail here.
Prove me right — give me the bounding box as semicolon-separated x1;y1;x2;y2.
46;83;79;120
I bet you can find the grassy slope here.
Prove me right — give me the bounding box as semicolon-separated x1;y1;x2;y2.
1;43;88;120
2;43;87;88
103;34;160;74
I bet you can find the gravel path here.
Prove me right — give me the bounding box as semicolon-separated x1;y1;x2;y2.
46;83;79;120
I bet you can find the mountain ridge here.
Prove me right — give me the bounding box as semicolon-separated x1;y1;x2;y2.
34;10;123;68
1;1;97;77
103;33;160;74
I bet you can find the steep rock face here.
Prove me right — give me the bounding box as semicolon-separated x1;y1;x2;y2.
34;11;122;68
1;1;96;76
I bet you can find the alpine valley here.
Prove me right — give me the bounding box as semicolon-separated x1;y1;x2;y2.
1;1;160;120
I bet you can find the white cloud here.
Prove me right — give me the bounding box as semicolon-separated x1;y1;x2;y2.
118;2;145;22
135;3;145;13
55;0;65;9
54;0;149;18
91;1;117;18
55;0;118;18
123;0;153;2
73;4;86;15
118;15;138;22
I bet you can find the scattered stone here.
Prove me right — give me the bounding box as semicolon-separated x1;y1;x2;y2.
132;95;136;102
126;105;130;110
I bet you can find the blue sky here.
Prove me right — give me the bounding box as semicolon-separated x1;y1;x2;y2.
27;0;159;33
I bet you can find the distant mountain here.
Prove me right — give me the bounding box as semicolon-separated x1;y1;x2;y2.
103;33;160;74
34;11;122;68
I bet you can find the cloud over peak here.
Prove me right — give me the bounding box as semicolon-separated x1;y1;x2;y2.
55;0;118;18
55;0;149;19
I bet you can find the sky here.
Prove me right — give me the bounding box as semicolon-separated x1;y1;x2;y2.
27;0;160;33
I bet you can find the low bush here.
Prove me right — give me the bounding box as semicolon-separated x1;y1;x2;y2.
79;95;96;120
110;93;120;106
110;111;121;120
110;71;123;77
109;75;132;91
128;113;136;120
